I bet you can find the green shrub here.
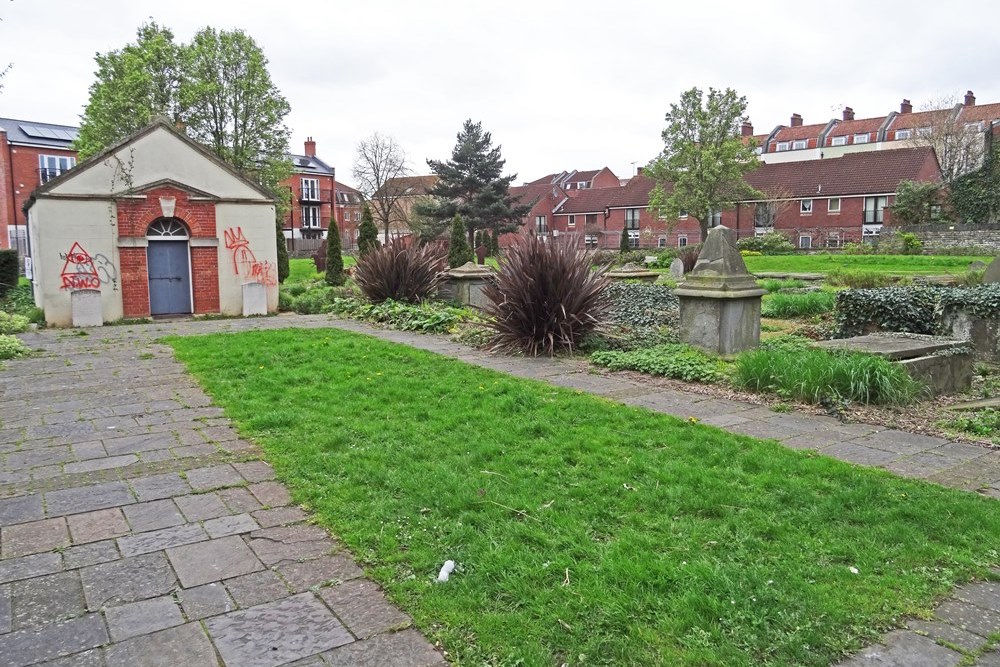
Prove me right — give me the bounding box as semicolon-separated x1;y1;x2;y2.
448;216;473;268
591;343;727;383
591;249;646;267
354;238;446;304
485;234;609;355
759;278;806;293
0;282;36;318
26;308;44;325
835;287;940;337
953;270;985;287
331;297;478;333
0;250;17;298
604;282;678;328
0;311;30;334
841;242;877;255
937;409;999;442
740;250;763;257
733;347;924;405
737;231;795;255
761;291;836;318
0;334;29;360
357;204;380;257
826;268;894;289
325;229;346;286
937;284;1000;320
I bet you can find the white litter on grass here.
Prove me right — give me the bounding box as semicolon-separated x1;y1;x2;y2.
437;560;456;582
849;566;860;575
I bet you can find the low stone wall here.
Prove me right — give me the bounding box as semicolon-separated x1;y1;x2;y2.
904;223;1000;252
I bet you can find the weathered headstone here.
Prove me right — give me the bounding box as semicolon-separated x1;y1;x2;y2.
71;289;103;327
669;258;685;279
242;282;267;316
475;245;488;265
673;226;765;356
445;262;493;309
606;262;659;283
969;260;987;271
983;256;1000;283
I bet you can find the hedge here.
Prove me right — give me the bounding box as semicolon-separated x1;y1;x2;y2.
0;249;17;298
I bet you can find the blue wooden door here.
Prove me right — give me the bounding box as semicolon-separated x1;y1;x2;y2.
147;241;191;315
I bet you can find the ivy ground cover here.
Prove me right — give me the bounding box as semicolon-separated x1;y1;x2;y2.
169;329;1000;667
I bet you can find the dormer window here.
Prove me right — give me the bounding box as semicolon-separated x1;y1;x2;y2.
916;127;932;137
830;136;847;146
792;140;807;150
853;134;870;144
895;129;912;140
775;142;790;152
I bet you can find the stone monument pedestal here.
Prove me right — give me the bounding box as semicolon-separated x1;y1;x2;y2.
442;262;494;309
674;226;765;356
71;289;103;328
242;282;267;316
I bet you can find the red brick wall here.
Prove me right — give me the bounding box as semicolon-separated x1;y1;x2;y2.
591;168;621;188
3;143;78;249
116;186;219;316
726;194;895;246
0;133;12;249
281;173;336;234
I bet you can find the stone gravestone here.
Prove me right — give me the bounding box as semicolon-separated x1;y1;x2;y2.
969;260;987;272
446;262;493;309
669;257;685;279
673;226;765;356
242;282;267;316
71;289;103;327
983;256;1000;283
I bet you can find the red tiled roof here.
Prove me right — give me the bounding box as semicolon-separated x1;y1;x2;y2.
554;175;657;214
526;172;562;185
826;116;885;140
959;102;1000;125
888;108;953;132
772;122;830;142
509;182;561;208
745;147;940;198
377;175;439;197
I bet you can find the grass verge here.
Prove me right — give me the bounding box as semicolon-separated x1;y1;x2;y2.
169;329;999;667
743;254;983;275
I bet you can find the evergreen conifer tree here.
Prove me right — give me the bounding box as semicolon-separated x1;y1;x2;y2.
357;204;380;257
448;216;473;268
619;226;631;254
275;219;290;283
325;225;345;286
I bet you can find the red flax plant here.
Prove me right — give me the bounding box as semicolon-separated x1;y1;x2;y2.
353;238;447;304
483;234;610;356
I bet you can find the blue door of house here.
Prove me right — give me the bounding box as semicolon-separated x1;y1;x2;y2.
147;241;191;315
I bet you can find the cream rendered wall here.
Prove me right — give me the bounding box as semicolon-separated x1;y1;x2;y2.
48;127;268;202
29;199;124;326
215;203;279;314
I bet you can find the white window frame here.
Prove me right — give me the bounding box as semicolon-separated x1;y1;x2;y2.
709;211;722;227
657;237;667;248
354;211;361;222
301;178;320;201
301;205;320;229
535;215;548;234
627;229;640;248
792;140;807;150
853;134;870;144
567;215;576;227
828;198;841;214
830;136;847;146
38;154;76;183
799;235;812;249
916;127;933;138
584;234;598;248
775;142;790;152
678;210;688;219
895;129;912;140
624;209;641;229
678;236;688;247
826;234;841;248
800;199;813;215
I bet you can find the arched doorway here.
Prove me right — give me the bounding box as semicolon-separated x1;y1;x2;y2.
146;218;192;315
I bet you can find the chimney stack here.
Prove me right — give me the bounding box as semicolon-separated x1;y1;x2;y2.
964;90;976;106
304;137;316;157
741;121;753;137
842;107;855;121
900;99;912;114
790;113;803;127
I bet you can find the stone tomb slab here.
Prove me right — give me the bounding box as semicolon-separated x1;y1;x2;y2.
814;333;964;360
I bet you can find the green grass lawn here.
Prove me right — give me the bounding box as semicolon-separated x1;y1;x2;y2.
287;256;356;283
169;329;1000;667
742;254;984;275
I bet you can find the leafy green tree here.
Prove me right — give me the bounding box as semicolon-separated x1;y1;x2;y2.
75;21;184;160
357;204;380;257
491;228;501;256
418;120;530;246
275;220;289;283
646;87;762;240
448;216;473;268
325;224;346;286
889;180;946;225
949;144;1000;223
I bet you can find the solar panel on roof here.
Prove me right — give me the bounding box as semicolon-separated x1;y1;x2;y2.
18;124;75;142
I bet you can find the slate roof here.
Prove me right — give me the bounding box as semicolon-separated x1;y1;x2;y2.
0;117;78;148
745;147;940;198
334;180;363;204
288;153;335;176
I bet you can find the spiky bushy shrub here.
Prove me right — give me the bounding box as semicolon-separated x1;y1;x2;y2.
353;239;446;304
484;234;609;356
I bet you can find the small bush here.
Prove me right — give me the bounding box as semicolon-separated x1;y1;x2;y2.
842;242;877;255
826;268;894;289
740;250;763;257
331;297;478;333
733;347;924;405
0;311;30;334
0;250;17;298
835;287;940;337
591;249;646;267
737;232;795;255
0;334;29;360
485;234;609;355
761;291;836;318
937;409;999;442
0;282;36;318
354;239;446;304
604;282;678;328
591;344;727;383
759;278;806;293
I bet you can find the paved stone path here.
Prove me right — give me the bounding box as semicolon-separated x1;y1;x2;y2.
1;313;998;665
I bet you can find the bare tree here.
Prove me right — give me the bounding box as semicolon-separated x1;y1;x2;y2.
905;96;986;184
352;133;411;242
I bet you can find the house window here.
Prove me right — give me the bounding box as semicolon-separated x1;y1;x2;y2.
585;213;597;226
301;206;320;228
895;129;912;140
658;237;667;248
679;210;688;219
830;136;847;146
792;140;807;150
863;196;887;225
38;155;76;183
354;211;361;222
678;236;688;247
916;126;933;138
577;181;588;189
775;142;790;152
826;234;841;248
799;235;812;249
301;178;319;201
755;202;775;228
709;211;722;227
828;198;841;213
624;209;640;229
853;134;870;144
800;199;813;214
567;215;576;227
754;146;763;155
584;235;598;248
535;215;548;234
627;230;640;248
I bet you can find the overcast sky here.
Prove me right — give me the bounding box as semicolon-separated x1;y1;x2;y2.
3;0;998;186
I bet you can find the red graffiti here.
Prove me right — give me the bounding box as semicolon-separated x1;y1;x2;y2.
60;242;101;290
224;227;278;286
